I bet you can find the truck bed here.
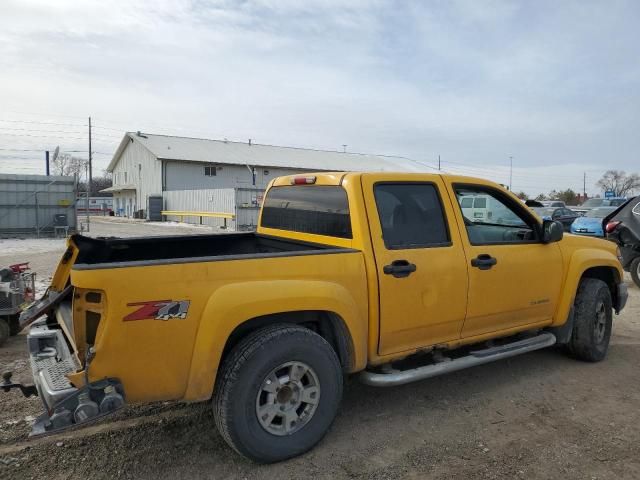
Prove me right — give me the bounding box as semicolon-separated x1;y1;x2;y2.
72;233;351;269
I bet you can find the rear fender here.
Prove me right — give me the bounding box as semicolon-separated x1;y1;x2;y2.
183;280;367;401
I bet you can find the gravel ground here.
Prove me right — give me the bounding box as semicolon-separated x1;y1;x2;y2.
0;218;638;479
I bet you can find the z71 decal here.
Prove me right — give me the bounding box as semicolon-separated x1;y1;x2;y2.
124;300;191;321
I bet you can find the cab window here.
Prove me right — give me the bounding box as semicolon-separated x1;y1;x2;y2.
455;186;538;245
261;186;352;238
374;183;450;249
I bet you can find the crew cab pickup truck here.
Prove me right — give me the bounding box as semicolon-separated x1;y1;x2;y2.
6;172;628;463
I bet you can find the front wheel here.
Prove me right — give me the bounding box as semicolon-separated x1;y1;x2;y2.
630;257;640;289
213;325;343;463
569;278;613;362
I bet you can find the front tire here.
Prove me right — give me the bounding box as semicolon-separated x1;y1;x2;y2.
569;278;613;362
213;325;343;463
630;257;640;289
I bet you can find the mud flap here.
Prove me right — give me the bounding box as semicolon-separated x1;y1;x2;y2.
548;307;575;345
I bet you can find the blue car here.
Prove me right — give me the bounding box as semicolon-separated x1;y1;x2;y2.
570;207;618;237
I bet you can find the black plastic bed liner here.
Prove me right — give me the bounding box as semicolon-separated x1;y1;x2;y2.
71;232;350;267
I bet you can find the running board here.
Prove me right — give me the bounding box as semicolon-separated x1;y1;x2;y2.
360;332;556;387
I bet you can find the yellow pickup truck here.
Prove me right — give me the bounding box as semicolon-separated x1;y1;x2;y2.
6;172;628;463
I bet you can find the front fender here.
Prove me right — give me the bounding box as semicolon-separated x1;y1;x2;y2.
183;280;367;401
552;248;622;327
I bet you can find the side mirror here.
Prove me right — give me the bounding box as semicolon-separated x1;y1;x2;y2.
542;219;564;243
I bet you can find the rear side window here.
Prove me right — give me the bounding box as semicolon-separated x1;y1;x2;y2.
374;183;450;249
261;186;352;238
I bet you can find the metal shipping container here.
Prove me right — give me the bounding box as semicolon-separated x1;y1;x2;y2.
0;174;77;237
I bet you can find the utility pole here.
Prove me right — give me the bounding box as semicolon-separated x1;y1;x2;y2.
87;116;92;232
509;155;513;191
583;172;586;199
342;144;347;153
438;154;441;170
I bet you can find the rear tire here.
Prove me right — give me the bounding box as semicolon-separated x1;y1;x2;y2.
213;324;343;463
569;278;612;362
630;257;640;289
0;319;9;347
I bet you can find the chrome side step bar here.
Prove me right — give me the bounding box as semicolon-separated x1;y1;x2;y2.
360;332;556;387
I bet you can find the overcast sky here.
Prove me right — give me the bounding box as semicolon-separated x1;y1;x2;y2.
1;0;639;195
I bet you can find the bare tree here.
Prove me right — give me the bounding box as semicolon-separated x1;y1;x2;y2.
514;191;528;200
52;153;86;177
79;174;113;196
549;188;579;205
596;170;640;197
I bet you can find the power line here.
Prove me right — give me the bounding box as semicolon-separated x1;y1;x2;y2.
0;126;87;135
0;132;88;141
0;147;44;152
0;118;86;128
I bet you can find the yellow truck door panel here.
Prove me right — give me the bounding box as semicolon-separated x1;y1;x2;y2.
362;174;468;356
447;181;563;338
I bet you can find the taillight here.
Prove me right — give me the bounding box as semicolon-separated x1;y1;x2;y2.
290;176;316;185
605;221;621;233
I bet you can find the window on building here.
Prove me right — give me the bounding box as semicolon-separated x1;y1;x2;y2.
204;165;217;176
124;172;127;183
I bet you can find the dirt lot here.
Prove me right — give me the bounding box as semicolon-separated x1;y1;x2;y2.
1;217;639;479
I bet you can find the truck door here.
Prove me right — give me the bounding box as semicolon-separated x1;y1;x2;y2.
362;174;469;356
448;182;563;338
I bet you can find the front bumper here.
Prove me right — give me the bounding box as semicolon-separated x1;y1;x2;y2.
616;282;628;313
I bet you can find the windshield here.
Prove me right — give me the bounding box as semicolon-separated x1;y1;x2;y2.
609;198;626;206
582;199;604;208
585;207;617;219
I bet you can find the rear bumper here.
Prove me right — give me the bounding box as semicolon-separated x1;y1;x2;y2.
28;319;80;411
615;282;628;313
25;319;126;436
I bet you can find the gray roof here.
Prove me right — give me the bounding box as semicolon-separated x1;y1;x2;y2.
108;132;428;173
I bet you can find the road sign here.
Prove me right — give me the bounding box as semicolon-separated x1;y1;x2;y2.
604;190;615;199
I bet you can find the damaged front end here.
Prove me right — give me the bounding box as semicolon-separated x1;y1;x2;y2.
2;237;126;436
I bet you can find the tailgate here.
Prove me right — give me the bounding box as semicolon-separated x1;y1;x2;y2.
19;237;79;339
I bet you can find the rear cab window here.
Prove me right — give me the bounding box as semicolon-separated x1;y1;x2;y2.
261;185;352;239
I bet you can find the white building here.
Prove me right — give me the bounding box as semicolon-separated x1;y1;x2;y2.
104;132;424;229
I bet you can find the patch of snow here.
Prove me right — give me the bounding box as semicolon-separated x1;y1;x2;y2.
0;238;66;256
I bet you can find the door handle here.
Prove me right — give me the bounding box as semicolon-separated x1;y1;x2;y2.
471;254;497;270
383;259;417;278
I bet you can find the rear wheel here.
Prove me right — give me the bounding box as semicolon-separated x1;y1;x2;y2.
569;278;612;362
0;319;9;347
630;257;640;289
213;324;343;463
